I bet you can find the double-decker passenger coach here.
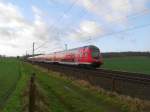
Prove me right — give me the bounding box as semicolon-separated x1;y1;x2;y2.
28;45;103;68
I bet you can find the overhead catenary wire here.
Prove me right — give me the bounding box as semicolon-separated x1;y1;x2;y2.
72;7;150;43
35;0;148;48
64;2;150;44
33;0;131;51
26;0;79;54
30;0;150;53
83;22;150;43
65;1;150;27
33;0;79;52
70;8;150;29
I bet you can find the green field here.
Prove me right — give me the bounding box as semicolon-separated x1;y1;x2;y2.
0;58;149;112
102;56;150;74
0;58;30;112
0;58;21;109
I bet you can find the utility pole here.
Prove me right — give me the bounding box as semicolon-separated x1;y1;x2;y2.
26;50;28;56
65;44;68;51
33;42;35;56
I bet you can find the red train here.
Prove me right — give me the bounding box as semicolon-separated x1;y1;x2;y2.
28;45;103;67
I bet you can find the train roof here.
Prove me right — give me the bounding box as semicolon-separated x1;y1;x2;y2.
28;45;99;58
55;45;99;53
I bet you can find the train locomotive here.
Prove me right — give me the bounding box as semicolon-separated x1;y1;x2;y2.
28;45;103;68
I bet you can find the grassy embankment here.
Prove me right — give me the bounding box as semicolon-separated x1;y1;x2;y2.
0;58;150;112
0;58;21;110
102;56;150;74
0;58;29;112
24;63;150;112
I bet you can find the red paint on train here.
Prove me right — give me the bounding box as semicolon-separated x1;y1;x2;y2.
28;45;103;67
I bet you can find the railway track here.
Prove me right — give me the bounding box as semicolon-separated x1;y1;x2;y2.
30;62;150;100
98;68;150;79
95;68;150;85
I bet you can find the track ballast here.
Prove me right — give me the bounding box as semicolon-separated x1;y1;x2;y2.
30;61;150;100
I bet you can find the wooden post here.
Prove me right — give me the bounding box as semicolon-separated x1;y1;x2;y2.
29;73;36;112
32;42;35;56
112;78;116;91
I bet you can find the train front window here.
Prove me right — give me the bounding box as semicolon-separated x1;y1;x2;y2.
92;50;99;58
90;46;100;59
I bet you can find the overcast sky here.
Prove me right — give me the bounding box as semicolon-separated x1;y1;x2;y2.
0;0;150;56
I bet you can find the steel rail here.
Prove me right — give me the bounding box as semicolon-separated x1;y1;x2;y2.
31;62;150;85
28;61;150;100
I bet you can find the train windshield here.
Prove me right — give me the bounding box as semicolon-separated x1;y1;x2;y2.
90;46;100;59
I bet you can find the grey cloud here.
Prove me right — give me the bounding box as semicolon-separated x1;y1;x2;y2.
0;2;63;56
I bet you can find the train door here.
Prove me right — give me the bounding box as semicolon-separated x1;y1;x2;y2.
73;49;79;64
78;48;86;64
76;47;89;65
82;48;88;63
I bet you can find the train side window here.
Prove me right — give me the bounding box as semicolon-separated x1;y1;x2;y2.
80;53;82;57
85;52;88;57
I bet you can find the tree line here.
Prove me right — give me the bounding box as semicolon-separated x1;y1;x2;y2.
102;52;150;58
